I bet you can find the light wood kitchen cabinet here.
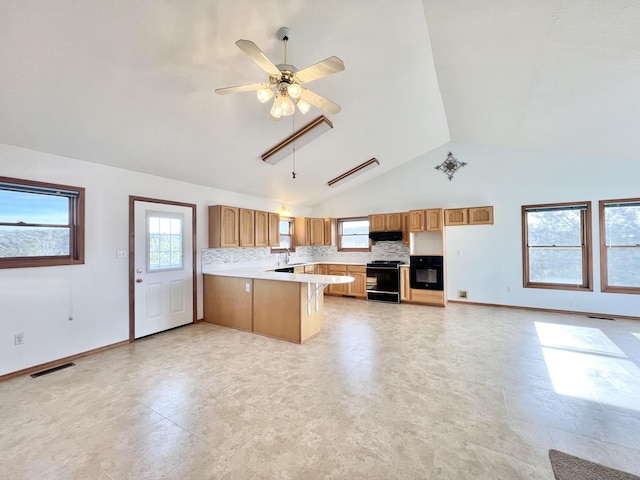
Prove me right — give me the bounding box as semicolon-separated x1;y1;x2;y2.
294;217;326;246
369;213;403;232
316;264;328;275
368;214;387;232
468;206;494;225
268;212;280;246
309;218;325;245
425;208;443;231
327;264;348;295
400;266;410;301
323;218;336;246
409;209;426;232
386;213;402;231
239;208;255;246
304;265;314;274
409;289;445;306
445;208;468;226
293;266;305;274
203;275;252;330
347;265;366;298
254;210;269;247
208;205;239;248
402;212;410;245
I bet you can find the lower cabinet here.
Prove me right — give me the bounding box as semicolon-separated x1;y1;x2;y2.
400;266;410;301
325;264;366;298
399;265;446;306
346;266;366;298
327;265;348;295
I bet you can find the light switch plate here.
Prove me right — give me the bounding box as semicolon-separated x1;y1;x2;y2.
116;250;127;259
245;283;251;293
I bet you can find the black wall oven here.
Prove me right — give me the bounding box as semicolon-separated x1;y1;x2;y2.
410;255;444;291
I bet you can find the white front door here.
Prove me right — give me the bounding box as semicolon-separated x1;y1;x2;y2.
133;200;194;338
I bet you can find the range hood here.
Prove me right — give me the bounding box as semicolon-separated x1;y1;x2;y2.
369;231;403;242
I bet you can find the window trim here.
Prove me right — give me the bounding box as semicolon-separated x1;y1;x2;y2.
521;201;592;291
599;198;640;295
337;216;371;252
271;216;295;253
0;176;85;269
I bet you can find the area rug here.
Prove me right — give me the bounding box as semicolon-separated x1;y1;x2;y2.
549;449;640;480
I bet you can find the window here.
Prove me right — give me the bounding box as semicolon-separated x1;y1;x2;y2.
600;198;640;294
522;201;592;290
338;217;370;252
0;176;85;269
272;217;294;253
147;212;183;271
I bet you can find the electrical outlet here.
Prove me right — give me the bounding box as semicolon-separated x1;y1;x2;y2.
116;250;127;259
14;332;25;345
245;283;251;293
506;286;512;293
458;290;468;299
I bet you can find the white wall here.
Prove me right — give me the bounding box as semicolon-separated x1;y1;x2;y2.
312;142;640;318
0;143;312;376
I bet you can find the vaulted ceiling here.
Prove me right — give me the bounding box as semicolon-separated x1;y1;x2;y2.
1;1;638;207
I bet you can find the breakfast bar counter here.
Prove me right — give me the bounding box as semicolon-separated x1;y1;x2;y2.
203;270;353;343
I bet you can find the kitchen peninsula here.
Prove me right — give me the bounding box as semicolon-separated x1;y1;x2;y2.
203;268;354;343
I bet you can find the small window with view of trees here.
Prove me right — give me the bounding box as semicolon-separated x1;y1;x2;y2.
599;198;640;294
522;201;592;290
0;176;85;269
338;217;370;252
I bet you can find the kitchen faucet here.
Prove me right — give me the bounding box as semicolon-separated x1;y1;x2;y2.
284;248;290;264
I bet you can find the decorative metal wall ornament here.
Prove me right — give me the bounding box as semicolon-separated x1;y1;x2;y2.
435;152;467;181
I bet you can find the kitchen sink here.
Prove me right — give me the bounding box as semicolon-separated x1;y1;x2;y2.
274;266;295;273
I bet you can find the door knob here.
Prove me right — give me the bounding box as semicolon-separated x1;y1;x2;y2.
136;278;143;283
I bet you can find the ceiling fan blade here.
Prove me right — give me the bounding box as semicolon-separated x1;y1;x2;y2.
300;88;341;114
215;83;269;95
235;39;281;77
295;56;345;84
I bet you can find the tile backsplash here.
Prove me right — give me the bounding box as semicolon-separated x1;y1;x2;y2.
202;241;409;269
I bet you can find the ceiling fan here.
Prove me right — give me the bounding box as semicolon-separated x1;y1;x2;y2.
215;27;344;119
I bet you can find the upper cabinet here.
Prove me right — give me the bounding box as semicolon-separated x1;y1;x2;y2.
409;210;425;232
254;211;269;247
369;212;403;232
369;214;387;232
239;209;255;247
294;217;322;246
444;208;468;226
444;206;493;226
209;205;279;248
468;206;494;225
402;212;410;245
268;212;280;246
209;205;239;248
409;208;443;232
323;218;336;246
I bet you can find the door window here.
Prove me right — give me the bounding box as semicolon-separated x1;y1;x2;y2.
147;212;183;272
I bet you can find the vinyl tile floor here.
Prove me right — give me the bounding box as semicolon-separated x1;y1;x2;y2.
2;298;640;479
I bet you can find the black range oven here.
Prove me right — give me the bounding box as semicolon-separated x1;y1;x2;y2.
366;260;402;303
410;255;444;291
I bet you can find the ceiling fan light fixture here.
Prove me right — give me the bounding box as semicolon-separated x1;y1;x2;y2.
296;99;311;114
274;94;295;117
287;83;301;98
270;96;283;118
257;87;274;103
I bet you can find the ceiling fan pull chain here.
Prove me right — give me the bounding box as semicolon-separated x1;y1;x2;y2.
291;116;296;179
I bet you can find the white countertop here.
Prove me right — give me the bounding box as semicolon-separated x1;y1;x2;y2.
204;268;354;285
